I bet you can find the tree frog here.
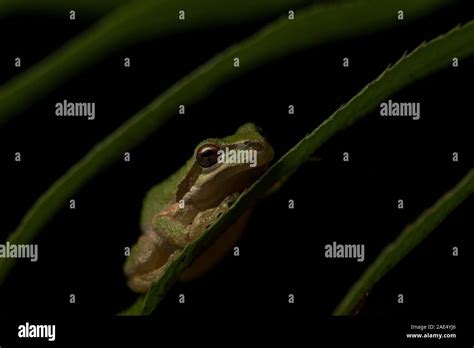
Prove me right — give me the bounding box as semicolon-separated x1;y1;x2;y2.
124;123;274;293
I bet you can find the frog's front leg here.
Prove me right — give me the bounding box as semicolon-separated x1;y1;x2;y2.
153;193;239;248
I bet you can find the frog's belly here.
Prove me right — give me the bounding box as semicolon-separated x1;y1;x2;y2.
179;209;252;281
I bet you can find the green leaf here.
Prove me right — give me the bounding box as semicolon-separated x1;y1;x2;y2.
0;0;458;284
334;169;473;315
0;0;130;17
132;20;474;315
0;0;317;125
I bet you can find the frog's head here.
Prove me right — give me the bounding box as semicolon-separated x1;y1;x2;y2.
178;123;274;208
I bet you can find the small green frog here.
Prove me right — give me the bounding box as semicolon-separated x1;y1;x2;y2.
124;123;274;293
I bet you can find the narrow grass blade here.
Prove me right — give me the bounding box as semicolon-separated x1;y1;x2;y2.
0;0;130;18
0;0;461;285
133;21;474;315
334;169;474;315
0;0;316;125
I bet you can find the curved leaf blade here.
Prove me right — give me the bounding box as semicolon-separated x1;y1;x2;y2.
136;20;474;315
0;0;457;284
0;0;317;125
0;0;130;18
333;169;473;315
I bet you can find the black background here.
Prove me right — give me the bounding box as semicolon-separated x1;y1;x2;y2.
0;0;473;344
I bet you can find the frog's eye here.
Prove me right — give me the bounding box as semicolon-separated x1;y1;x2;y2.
196;144;219;168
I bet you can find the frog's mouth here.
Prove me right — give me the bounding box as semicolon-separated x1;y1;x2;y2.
193;165;269;210
185;139;274;209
